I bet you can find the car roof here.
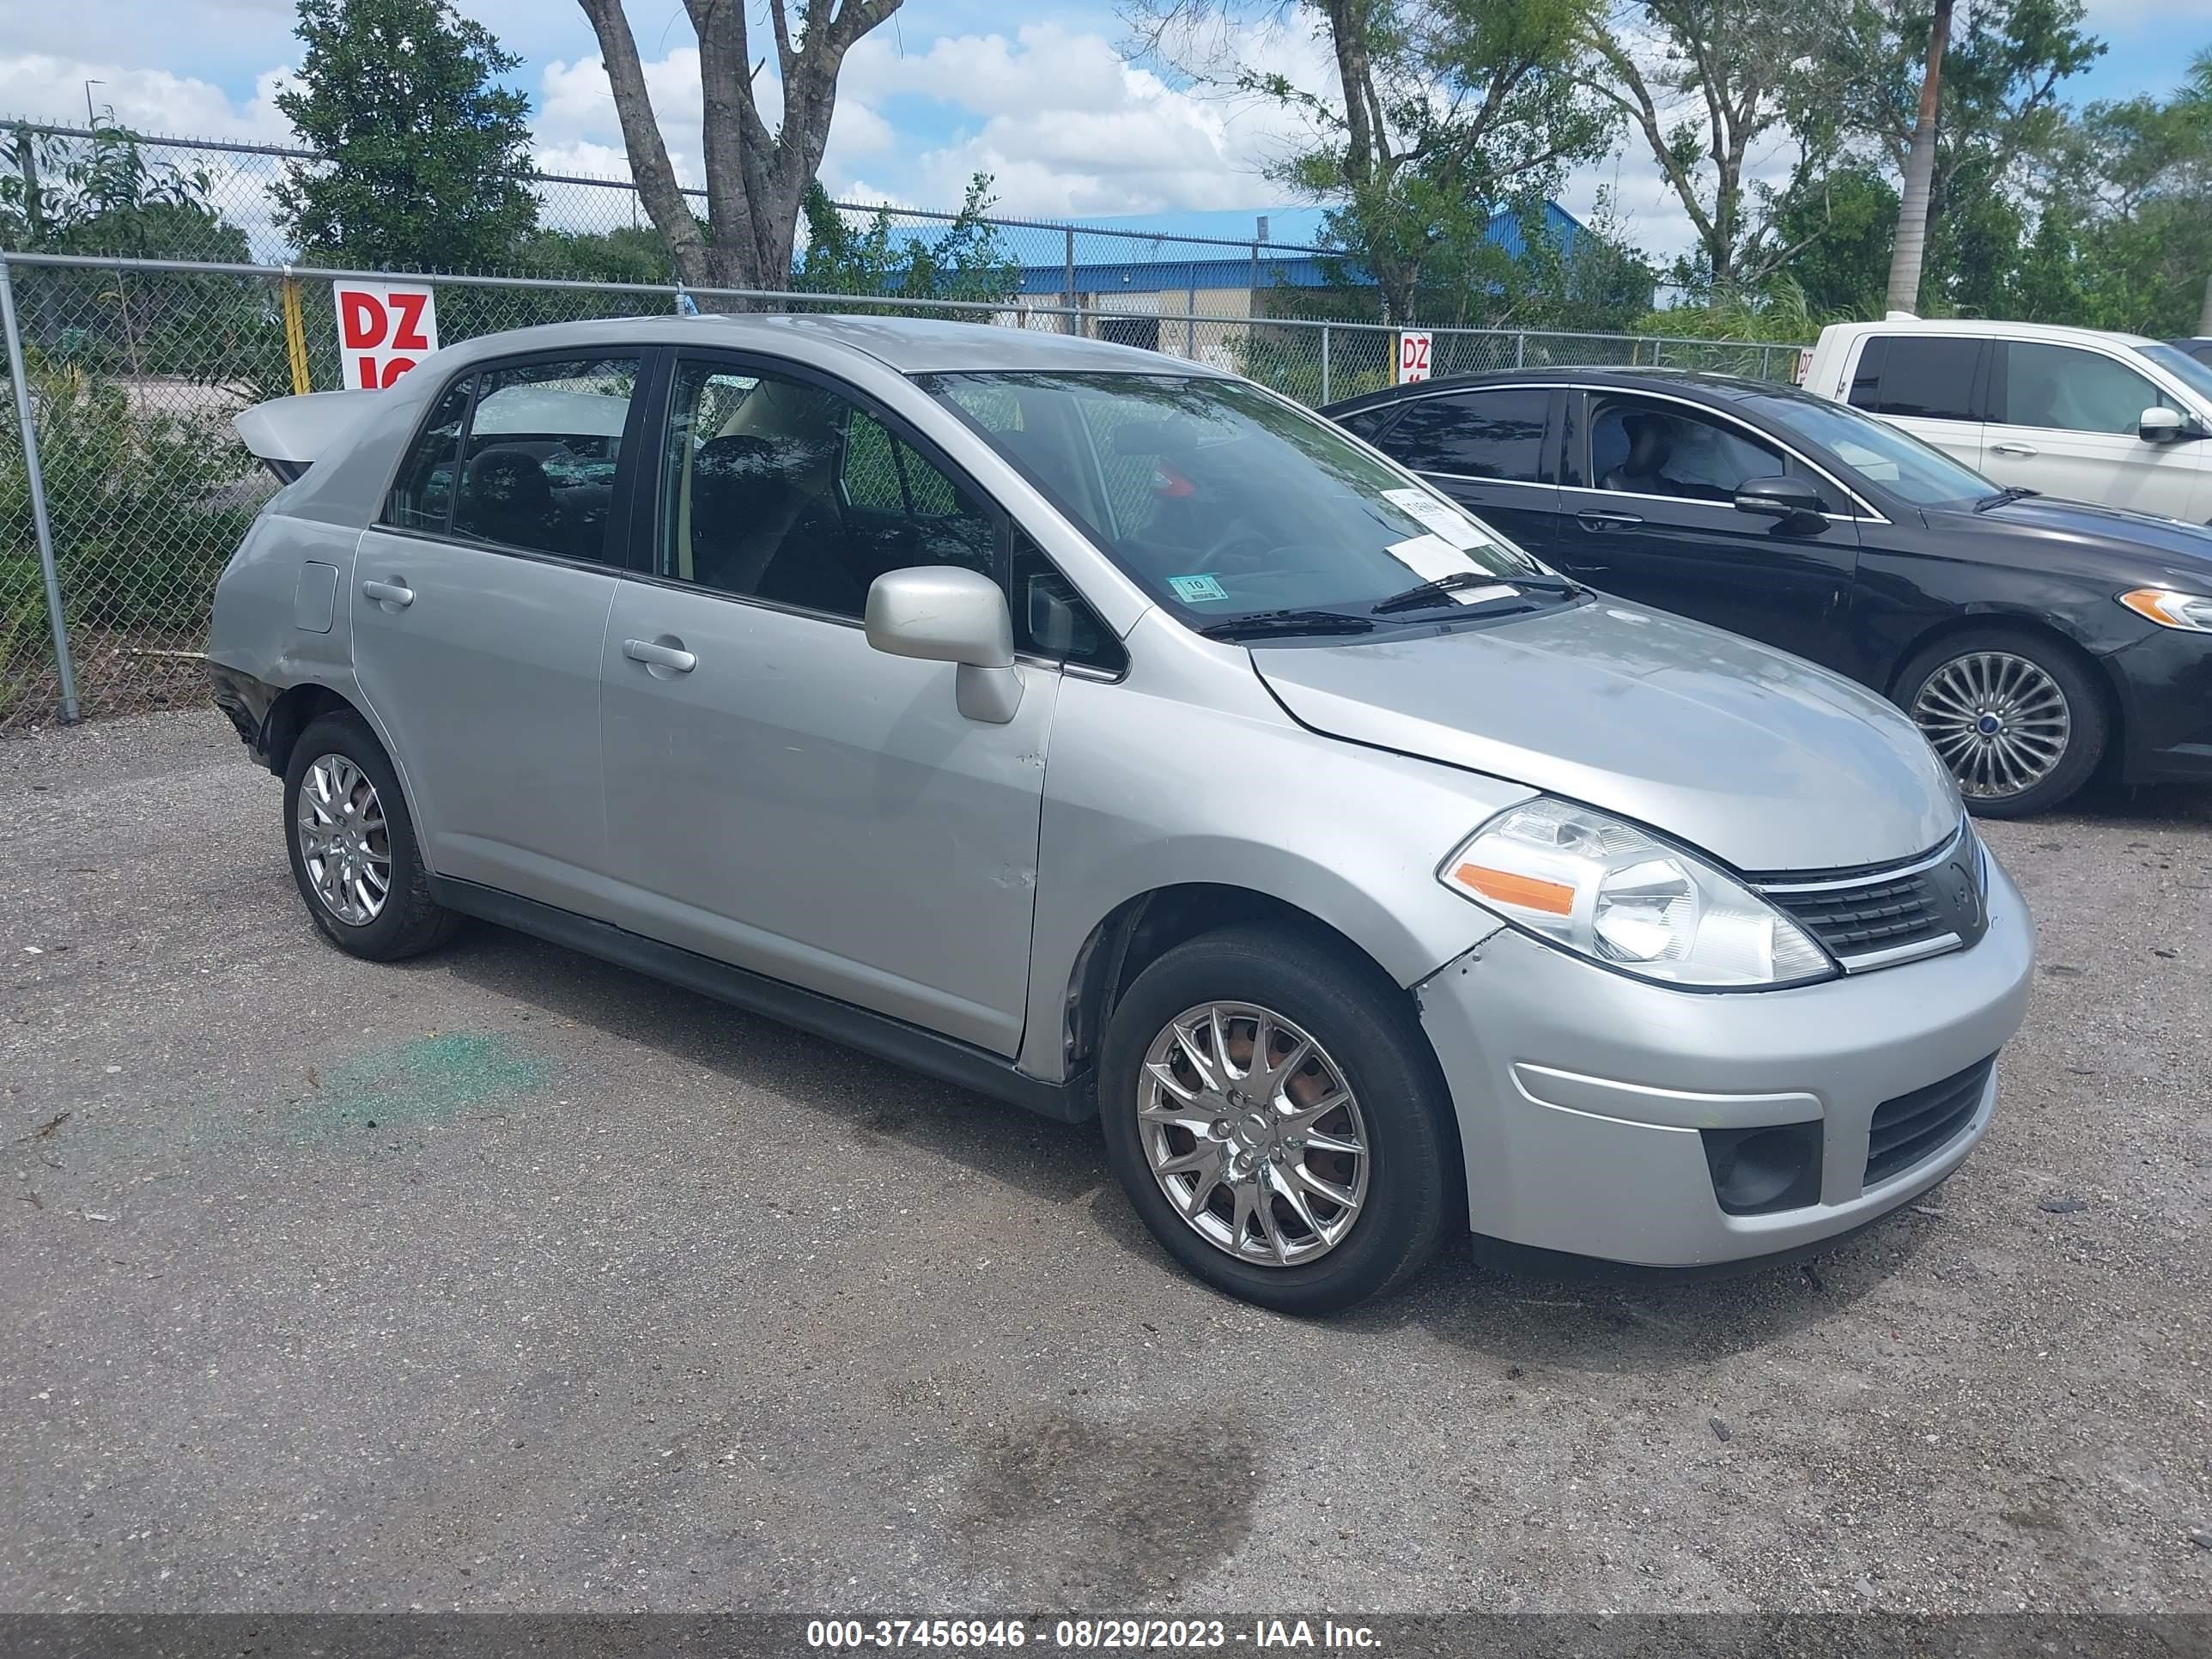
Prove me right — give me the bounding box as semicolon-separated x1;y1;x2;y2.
422;311;1228;379
1827;316;2156;349
1322;365;1802;414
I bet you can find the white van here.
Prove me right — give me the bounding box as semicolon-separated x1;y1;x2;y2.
1801;319;2212;524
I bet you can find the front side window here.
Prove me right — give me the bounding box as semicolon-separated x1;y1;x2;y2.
923;371;1557;634
1847;336;1982;422
658;362;996;621
1745;392;1991;508
452;356;640;561
2000;343;2174;436
384;378;471;532
1590;398;1784;502
1375;388;1552;483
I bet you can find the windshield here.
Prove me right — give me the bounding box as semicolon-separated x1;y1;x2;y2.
2141;342;2212;406
920;371;1561;633
1744;392;1994;507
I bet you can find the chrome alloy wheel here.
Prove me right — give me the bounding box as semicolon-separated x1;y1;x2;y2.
1911;650;2072;801
1137;1001;1370;1267
295;753;392;926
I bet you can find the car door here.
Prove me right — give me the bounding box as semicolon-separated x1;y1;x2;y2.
350;351;645;913
1843;334;1988;473
1358;385;1561;554
596;353;1077;1057
1981;340;2207;519
1551;390;1862;672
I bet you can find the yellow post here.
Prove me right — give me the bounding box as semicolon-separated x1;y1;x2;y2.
280;276;311;396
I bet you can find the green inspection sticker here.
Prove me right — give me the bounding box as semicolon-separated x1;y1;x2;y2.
1168;573;1230;603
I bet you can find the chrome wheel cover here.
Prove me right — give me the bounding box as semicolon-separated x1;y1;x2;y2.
1137;1001;1370;1268
295;753;392;927
1911;651;2071;801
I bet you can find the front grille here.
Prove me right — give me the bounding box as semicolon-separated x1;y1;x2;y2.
1753;827;1985;971
1768;870;1954;958
1864;1055;1995;1187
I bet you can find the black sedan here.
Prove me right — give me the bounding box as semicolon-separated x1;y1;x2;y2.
1325;368;2212;816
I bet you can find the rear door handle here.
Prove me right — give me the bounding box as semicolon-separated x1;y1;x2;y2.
362;579;414;609
1577;511;1644;531
1990;441;2038;458
623;637;696;673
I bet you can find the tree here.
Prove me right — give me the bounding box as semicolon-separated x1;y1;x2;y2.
1885;0;1953;313
1131;0;1612;325
574;0;904;298
1765;162;1898;318
1831;0;2102;307
3;119;247;261
272;0;538;272
797;174;1021;311
1578;0;1852;295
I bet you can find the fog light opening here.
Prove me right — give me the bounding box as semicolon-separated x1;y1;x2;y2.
1701;1121;1823;1216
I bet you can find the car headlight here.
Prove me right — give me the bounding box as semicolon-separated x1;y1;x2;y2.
2118;588;2212;632
1438;797;1837;989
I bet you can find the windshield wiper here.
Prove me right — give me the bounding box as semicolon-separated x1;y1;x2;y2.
1370;571;1581;616
1975;485;2039;512
1196;609;1376;641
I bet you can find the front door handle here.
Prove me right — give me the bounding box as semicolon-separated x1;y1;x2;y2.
362;579;414;609
1990;441;2039;458
1577;511;1644;531
623;637;696;674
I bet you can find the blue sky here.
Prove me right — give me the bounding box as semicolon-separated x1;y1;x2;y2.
0;0;2203;263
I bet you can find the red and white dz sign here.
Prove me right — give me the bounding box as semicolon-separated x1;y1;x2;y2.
1397;330;1433;384
335;281;439;390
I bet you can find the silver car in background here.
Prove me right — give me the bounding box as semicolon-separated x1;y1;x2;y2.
208;315;2035;1312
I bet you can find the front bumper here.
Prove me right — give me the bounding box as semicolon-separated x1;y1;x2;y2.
2102;627;2212;785
1415;851;2035;1267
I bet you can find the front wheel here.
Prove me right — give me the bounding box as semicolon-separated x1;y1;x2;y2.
1897;629;2107;818
1097;924;1458;1314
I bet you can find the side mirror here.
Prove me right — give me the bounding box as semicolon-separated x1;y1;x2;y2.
864;566;1024;724
1733;475;1825;524
2139;406;2184;444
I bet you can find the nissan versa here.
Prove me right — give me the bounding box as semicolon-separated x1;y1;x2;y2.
208;316;2035;1313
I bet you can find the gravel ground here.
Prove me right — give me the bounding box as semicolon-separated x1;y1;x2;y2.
2;709;2208;1614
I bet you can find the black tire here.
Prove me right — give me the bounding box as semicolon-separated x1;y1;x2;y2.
1894;627;2109;819
1097;922;1457;1315
283;710;459;962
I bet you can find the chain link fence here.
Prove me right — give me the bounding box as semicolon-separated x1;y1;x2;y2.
0;248;1797;735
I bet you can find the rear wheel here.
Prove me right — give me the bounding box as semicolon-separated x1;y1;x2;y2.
1097;924;1456;1314
1898;629;2107;818
283;711;459;961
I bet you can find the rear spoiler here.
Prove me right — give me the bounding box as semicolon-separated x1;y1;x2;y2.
233;389;381;483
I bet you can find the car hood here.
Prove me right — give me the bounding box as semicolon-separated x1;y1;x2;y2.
1250;599;1960;874
1960;495;2212;572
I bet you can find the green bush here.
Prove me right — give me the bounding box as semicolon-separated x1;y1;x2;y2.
1;356;259;717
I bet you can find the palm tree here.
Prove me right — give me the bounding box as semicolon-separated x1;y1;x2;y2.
1885;0;1956;317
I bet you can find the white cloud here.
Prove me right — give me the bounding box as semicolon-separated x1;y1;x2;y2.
0;53;294;140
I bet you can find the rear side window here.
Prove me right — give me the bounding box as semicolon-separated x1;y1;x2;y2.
453;356;641;562
1846;336;1981;422
1334;404;1401;443
384;379;471;532
1997;342;2174;435
1374;388;1551;482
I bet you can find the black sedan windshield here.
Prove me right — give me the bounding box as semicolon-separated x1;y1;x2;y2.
1744;393;1995;508
921;371;1559;629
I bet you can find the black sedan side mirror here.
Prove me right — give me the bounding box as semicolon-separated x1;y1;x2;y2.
1735;475;1825;523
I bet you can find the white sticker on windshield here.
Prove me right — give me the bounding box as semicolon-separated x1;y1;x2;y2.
1383;487;1494;550
1382;535;1513;604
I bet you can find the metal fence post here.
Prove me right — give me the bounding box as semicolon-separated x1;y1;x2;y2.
1320;322;1331;405
1515;331;1526;368
1759;344;1774;382
0;255;81;725
1063;228;1077;337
